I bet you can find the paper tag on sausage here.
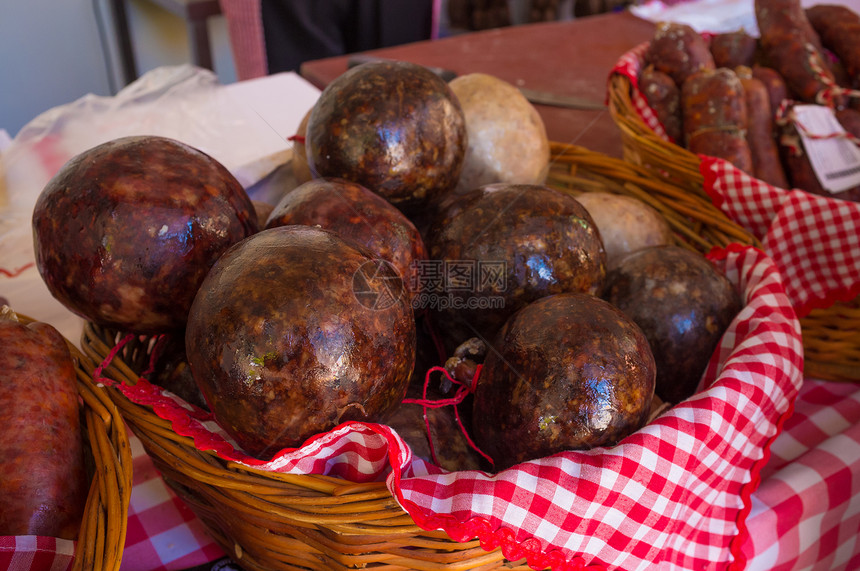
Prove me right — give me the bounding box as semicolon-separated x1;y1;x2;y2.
794;104;860;194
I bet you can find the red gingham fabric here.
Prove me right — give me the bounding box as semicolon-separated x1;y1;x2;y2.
91;244;803;571
119;436;226;571
740;379;860;571
109;374;860;571
701;157;860;318
0;536;75;571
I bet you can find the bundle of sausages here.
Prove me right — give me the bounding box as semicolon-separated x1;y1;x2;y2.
639;1;860;201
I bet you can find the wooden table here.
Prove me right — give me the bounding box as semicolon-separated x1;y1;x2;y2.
300;10;656;158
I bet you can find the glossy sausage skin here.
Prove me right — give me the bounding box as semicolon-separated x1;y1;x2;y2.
32;136;259;334
472;292;655;471
306;61;467;216
185;226;416;459
425;183;607;354
265;177;428;298
603;246;741;404
0;317;87;539
682;68;754;174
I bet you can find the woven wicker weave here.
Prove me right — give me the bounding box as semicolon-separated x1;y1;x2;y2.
73;143;766;571
546;141;759;254
17;314;133;571
79;324;533;571
607;71;860;383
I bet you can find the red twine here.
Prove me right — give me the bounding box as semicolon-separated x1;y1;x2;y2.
806;43;860;108
91;333;135;387
0;262;35;278
287;134;306;144
402;364;495;469
140;334;168;378
92;332;166;384
773;43;860;156
95;325;494;469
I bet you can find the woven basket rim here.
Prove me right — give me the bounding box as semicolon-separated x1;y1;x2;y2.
78;322;536;570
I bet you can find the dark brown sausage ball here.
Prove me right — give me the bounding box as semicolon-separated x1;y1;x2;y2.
265;177;428;297
32;135;259;334
603;246;741;404
185;225;416;459
306;61;467;216
425;183;606;354
471;292;656;471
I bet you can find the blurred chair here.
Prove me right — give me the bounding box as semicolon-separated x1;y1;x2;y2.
219;0;268;80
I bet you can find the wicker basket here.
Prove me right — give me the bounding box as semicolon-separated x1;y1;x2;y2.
607;70;860;383
546;141;759;255
72;143;767;571
16;314;133;571
79;323;534;571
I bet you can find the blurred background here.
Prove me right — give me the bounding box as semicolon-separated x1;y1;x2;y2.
0;0;604;139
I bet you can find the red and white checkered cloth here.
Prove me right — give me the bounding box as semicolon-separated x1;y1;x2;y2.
740;379;860;571
0;536;75;571
89;243;803;571
117;374;860;571
701;157;860;317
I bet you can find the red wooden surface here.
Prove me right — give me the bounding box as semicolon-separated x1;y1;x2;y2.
299;10;656;158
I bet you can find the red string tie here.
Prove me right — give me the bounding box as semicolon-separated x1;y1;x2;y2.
402;364;494;468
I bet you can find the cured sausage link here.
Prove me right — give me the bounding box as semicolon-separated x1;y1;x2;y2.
0;314;87;540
